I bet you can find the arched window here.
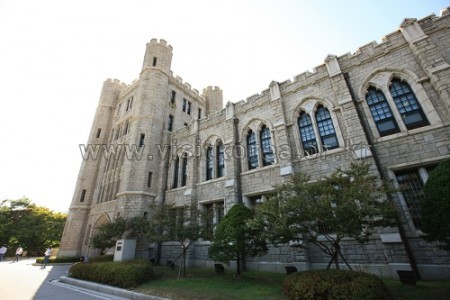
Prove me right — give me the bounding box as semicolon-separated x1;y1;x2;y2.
315;106;339;150
298;111;317;155
206;145;214;180
389;79;429;130
260;126;274;166
173;156;179;189
217;141;225;177
366;87;400;136
247;130;258;170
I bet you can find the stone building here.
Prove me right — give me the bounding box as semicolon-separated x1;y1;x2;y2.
59;8;450;279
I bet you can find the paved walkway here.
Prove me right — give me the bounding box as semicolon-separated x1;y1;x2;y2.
0;257;167;300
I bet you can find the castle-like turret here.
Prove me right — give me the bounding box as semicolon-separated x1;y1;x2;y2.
142;38;173;75
59;78;125;257
202;86;223;115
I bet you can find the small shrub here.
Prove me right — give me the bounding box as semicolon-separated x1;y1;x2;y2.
69;259;153;288
283;269;393;300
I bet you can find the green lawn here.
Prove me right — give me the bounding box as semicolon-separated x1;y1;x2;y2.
133;266;450;300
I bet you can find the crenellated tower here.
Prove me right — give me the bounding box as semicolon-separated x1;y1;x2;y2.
202;86;223;115
59;78;125;257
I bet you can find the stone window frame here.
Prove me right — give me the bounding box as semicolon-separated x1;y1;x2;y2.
241;119;277;172
359;68;441;142
199;199;225;240
387;161;441;233
293;98;344;160
202;135;226;182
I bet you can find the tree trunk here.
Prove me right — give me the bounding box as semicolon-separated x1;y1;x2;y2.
236;252;241;276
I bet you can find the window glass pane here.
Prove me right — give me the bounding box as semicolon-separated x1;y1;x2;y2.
247;131;259;169
217;142;225;177
315;106;339;150
390;79;429;129
396;169;424;229
298;112;317;155
366;87;399;136
260;126;274;166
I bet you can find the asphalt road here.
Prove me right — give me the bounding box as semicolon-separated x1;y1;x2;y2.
0;257;130;300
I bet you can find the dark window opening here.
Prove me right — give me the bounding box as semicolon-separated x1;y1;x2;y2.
173;156;179;189
182;99;187;112
181;154;188;186
198;108;202;119
152;57;157;66
187;101;191;115
168;115;174;131
139;133;145;147
147;172;153;188
96;128;101;138
171;90;176;104
80;189;86;202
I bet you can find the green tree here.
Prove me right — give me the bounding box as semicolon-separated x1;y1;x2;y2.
421;159;450;251
90;216;147;253
250;163;396;270
208;204;267;276
0;198;66;255
144;202;204;277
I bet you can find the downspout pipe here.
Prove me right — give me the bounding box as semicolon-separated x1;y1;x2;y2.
343;72;420;279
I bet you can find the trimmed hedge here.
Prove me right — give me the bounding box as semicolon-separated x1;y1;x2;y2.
69;259;153;288
283;269;393;300
88;254;114;262
35;256;80;264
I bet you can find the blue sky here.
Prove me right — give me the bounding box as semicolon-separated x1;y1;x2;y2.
0;0;448;212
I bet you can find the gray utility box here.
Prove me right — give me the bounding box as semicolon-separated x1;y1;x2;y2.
114;239;136;261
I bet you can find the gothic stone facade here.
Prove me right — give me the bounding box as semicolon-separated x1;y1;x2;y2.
60;9;450;279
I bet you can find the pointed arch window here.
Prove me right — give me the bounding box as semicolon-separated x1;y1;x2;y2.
389;79;429;130
247;130;258;170
298;111;317;155
260;126;274;166
217;141;225;177
206;145;214;180
315;106;339;150
366;87;400;136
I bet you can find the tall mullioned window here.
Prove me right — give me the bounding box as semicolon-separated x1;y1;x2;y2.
206;145;214;180
217;141;225;177
395;169;425;229
366;87;399;136
247;130;258;170
181;154;188;186
389;79;429;130
315;106;338;151
173;156;179;189
260;126;274;166
298;111;317;155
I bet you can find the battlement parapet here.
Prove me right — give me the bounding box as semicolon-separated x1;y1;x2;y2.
148;38;173;51
170;73;202;97
204;86;222;92
105;78;127;89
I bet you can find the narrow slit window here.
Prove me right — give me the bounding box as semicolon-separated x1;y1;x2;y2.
298;111;317;155
147;172;153;188
139;133;145;147
217;141;225;177
198;108;202;119
171;90;176;104
168;115;174;131
260;126;274;166
315;106;339;151
247;130;259;170
173;156;179;189
96;128;101;138
152;57;157;66
80;189;86;202
206;145;214;180
181;154;188;186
